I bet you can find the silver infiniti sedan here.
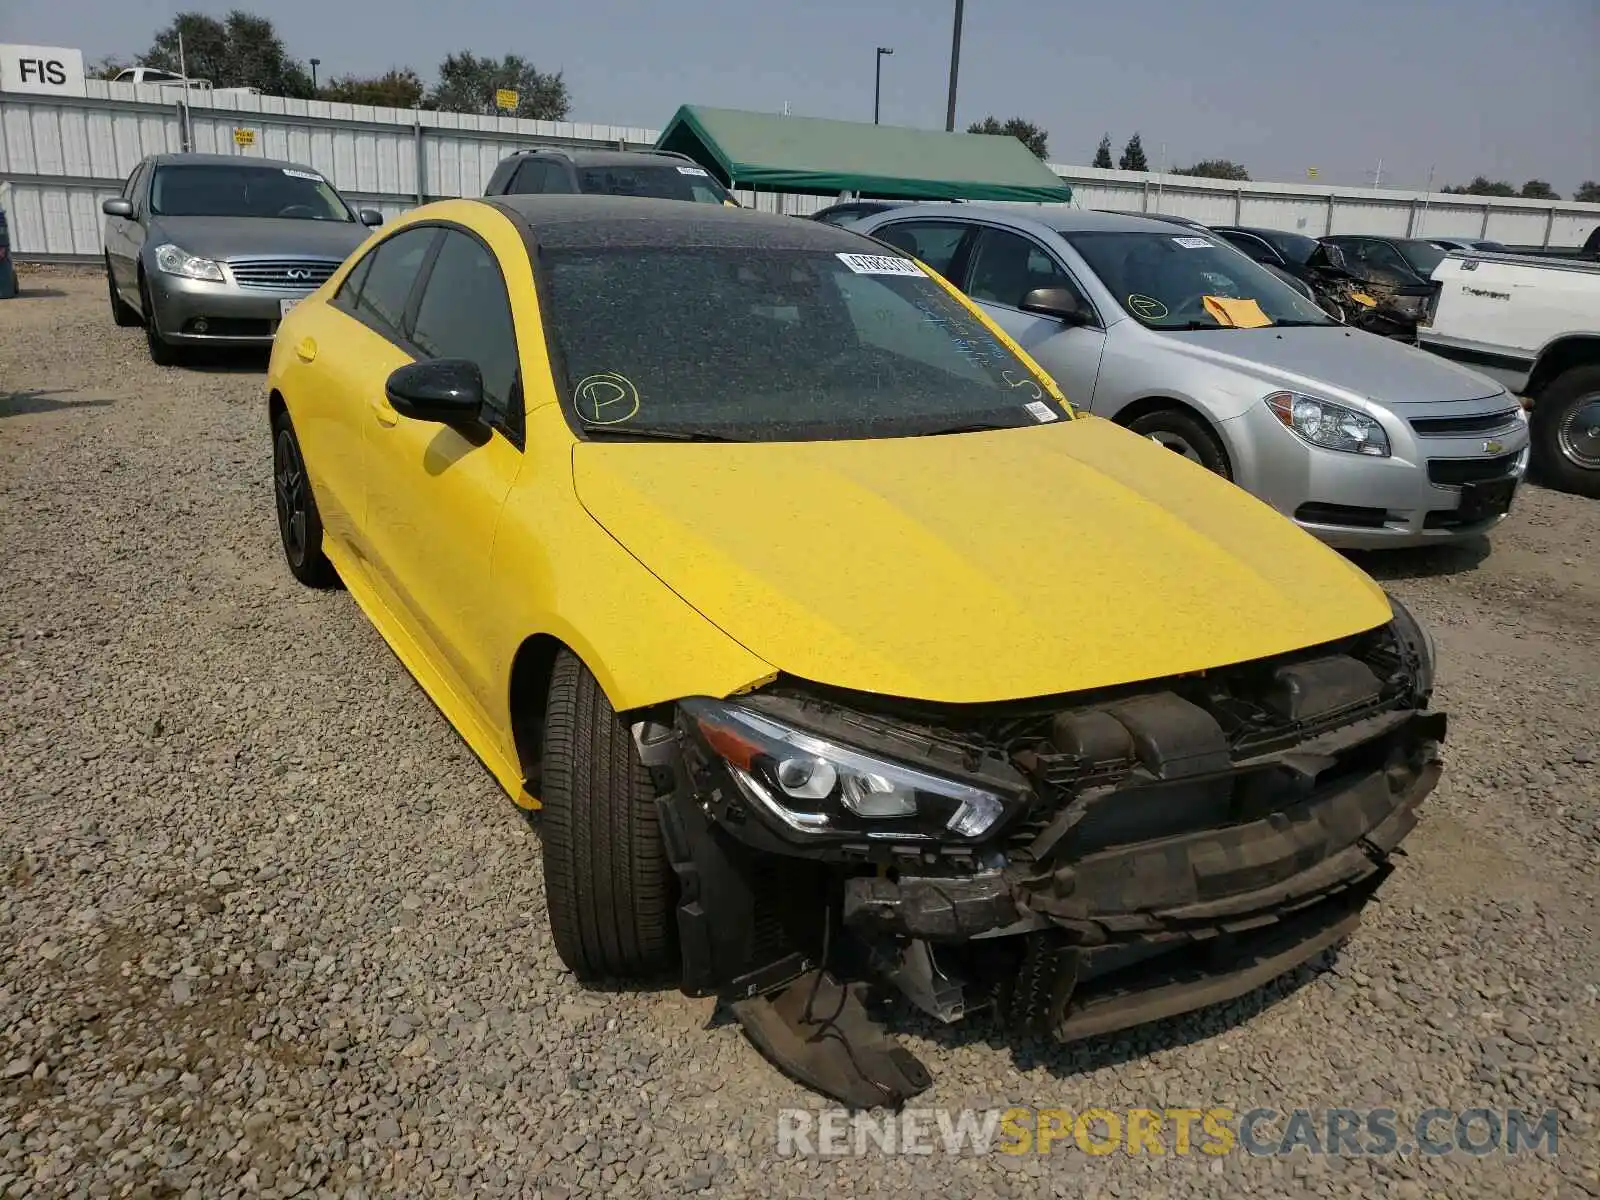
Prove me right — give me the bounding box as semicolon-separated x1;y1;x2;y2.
102;153;381;364
854;206;1530;549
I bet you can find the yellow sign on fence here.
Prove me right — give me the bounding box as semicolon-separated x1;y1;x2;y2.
494;89;518;112
233;128;256;147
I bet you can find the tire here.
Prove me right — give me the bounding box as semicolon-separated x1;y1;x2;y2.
106;257;140;326
271;409;338;588
139;274;180;366
1125;407;1233;479
539;650;676;982
1530;365;1600;499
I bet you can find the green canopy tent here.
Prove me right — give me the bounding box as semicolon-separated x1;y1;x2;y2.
655;105;1073;203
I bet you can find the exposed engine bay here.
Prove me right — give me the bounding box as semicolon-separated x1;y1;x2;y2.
644;599;1444;1107
1303;244;1436;340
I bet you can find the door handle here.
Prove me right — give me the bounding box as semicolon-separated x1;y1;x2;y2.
294;337;316;363
370;400;398;428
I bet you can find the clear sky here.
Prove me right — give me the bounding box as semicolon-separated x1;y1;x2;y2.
5;0;1596;194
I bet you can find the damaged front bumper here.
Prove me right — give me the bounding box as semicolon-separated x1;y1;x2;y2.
650;608;1444;1107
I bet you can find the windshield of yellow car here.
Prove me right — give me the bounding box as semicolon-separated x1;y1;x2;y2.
539;246;1069;441
1065;231;1333;329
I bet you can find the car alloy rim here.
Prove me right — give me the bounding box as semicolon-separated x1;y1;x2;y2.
274;429;308;563
1146;430;1205;464
1557;394;1600;470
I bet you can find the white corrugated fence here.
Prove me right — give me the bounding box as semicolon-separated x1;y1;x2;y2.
2;81;1597;260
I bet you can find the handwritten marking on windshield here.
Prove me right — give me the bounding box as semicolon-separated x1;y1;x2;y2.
574;373;641;425
1001;369;1044;400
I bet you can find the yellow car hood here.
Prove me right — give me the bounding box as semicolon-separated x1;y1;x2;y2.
572;417;1392;704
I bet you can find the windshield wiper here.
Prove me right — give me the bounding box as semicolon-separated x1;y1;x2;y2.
580;424;743;442
918;421;1022;436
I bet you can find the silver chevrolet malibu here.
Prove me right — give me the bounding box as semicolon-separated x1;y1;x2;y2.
102;153;381;364
854;206;1530;549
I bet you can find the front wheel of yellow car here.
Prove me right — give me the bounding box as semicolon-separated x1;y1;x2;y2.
540;650;677;982
271;409;337;589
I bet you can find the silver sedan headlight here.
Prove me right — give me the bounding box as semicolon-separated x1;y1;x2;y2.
1266;390;1391;457
153;243;225;283
681;698;1015;841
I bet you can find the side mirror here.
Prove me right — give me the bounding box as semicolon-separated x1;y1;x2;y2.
359;208;384;227
385;359;483;426
1019;286;1090;326
102;198;134;218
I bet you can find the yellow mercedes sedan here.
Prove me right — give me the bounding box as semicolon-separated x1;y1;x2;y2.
267;195;1445;1107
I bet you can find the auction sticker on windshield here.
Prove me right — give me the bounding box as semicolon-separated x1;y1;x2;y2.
1172;236;1212;249
677;165;710;176
281;169;324;182
836;253;926;277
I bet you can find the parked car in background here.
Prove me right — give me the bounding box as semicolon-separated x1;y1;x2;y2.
1419;249;1600;497
483;148;736;206
102;153;382;364
856;205;1529;548
266;194;1445;1107
1318;235;1447;337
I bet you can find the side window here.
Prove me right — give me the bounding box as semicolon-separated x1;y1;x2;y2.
1363;241;1412;275
966;227;1086;313
333;250;375;310
410;230;520;436
1223;232;1273;264
872;221;968;277
510;160;573;194
352;227;437;338
509;160;551;194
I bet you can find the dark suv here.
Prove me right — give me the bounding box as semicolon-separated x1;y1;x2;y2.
483;148;736;206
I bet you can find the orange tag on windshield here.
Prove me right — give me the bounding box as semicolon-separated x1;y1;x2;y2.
1202;296;1273;328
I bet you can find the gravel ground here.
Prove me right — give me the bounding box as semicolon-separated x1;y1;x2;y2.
2;270;1596;1199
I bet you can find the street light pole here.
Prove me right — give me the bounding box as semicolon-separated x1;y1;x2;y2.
874;47;893;125
310;57;321;92
944;0;964;131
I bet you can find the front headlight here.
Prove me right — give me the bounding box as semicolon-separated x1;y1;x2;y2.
153;243;225;283
1265;390;1391;457
681;698;1014;841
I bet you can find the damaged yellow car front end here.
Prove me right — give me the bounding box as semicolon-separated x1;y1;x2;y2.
267;196;1444;1109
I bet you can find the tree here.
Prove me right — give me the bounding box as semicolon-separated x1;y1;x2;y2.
1118;133;1149;172
1091;134;1114;169
1578;182;1600;204
428;52;568;119
1172;159;1251;181
966;116;1049;159
1519;179;1560;200
142;11;314;97
1441;176;1517;197
90;55;131;80
320;69;425;108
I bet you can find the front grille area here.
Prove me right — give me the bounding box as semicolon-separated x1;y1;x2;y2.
1294;502;1390;529
1410;408;1522;437
1427;451;1522;486
226;258;340;291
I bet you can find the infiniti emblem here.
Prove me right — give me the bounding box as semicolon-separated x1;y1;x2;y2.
285;268;311;281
